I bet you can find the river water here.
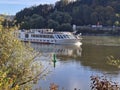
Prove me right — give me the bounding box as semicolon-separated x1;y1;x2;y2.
32;36;120;90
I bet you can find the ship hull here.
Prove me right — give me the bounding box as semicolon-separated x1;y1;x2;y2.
20;39;82;45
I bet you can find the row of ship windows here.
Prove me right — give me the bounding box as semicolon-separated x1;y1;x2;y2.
24;38;54;42
31;34;54;38
30;34;74;39
55;34;74;39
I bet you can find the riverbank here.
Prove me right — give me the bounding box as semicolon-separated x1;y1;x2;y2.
76;26;120;36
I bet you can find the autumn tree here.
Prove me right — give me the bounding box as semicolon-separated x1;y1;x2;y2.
0;16;49;90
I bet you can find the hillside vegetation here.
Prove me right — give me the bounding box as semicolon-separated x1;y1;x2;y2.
15;0;120;31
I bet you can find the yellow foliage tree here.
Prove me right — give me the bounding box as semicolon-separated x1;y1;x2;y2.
0;16;49;90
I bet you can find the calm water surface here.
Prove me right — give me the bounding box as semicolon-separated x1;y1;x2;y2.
32;36;120;90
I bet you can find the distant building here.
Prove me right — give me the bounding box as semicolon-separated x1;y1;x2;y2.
91;25;103;28
73;24;77;31
92;22;103;28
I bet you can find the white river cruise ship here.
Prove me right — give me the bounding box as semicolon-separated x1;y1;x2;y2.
17;29;82;45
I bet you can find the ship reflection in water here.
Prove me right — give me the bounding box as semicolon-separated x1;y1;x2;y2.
29;43;82;69
30;43;82;58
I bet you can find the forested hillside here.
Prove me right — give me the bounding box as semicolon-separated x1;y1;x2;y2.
15;0;120;31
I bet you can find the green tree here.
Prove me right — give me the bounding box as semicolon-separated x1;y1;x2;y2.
82;5;93;25
57;23;73;32
20;14;45;29
47;19;59;30
90;12;98;25
49;11;72;24
30;14;45;29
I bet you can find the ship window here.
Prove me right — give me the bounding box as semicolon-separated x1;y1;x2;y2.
25;34;29;38
68;35;73;39
42;35;48;38
55;35;58;39
39;35;42;38
57;35;63;39
67;35;71;39
57;35;61;39
42;35;45;38
44;35;48;38
31;34;36;37
43;35;48;38
59;35;63;39
40;35;43;38
50;35;54;38
46;35;48;38
66;35;69;39
63;35;67;39
69;35;74;39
